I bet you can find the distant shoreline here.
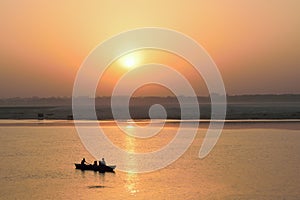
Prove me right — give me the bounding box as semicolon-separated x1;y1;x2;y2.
0;119;300;130
1;94;300;106
0;94;299;120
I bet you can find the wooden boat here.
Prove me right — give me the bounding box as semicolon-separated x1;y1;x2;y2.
74;163;116;173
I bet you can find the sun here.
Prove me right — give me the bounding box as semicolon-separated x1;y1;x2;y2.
124;56;136;68
119;53;140;69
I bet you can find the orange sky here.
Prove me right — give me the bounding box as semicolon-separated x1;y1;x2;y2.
0;0;299;97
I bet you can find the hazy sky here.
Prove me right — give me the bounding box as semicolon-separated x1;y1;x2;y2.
0;0;299;97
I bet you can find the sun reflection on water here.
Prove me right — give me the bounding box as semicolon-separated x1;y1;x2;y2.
125;125;136;153
124;125;140;195
125;172;139;196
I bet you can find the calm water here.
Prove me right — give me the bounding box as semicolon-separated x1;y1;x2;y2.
0;120;300;199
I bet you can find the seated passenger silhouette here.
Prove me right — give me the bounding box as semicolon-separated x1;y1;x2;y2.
99;158;106;166
93;161;98;166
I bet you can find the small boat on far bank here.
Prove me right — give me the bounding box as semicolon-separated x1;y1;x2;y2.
75;163;116;173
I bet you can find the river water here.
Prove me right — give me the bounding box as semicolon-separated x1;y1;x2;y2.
0;120;299;199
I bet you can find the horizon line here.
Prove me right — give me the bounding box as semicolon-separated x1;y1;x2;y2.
1;93;300;99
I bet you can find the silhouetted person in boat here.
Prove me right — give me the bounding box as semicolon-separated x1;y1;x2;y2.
99;158;106;166
81;158;86;165
93;161;98;166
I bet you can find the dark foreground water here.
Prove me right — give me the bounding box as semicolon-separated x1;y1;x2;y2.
0;120;299;199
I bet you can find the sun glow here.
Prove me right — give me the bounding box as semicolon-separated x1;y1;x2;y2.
120;53;140;69
124;57;136;68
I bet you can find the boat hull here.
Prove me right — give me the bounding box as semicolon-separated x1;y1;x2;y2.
74;163;115;173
